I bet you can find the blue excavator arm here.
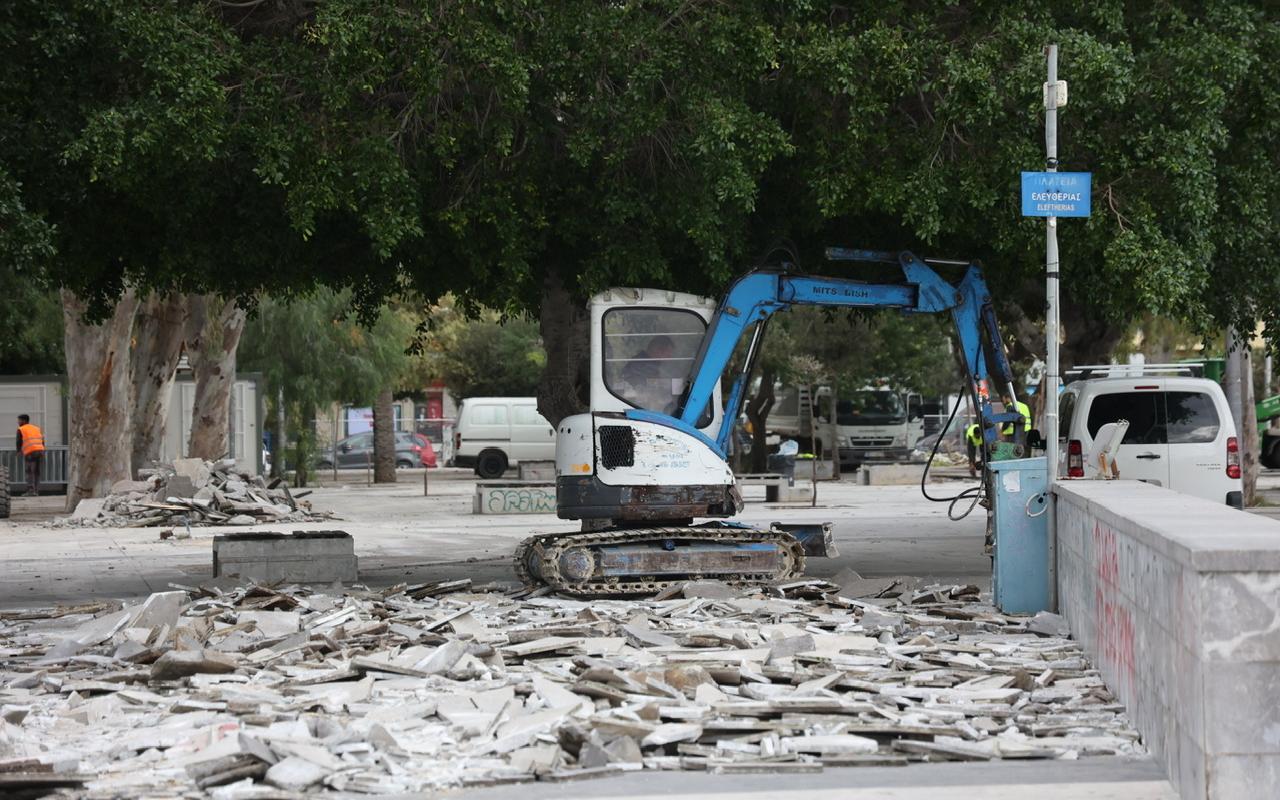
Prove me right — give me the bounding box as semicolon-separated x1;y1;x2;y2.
671;249;1023;454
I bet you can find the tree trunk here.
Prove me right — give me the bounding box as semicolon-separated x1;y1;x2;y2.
1003;293;1125;369
746;365;777;473
1241;339;1260;506
62;289;139;511
1058;296;1126;367
536;269;591;426
1225;328;1244;434
373;386;397;483
271;385;286;479
185;295;247;463
129;293;188;475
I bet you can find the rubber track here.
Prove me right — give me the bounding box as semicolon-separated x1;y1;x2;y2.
513;525;805;597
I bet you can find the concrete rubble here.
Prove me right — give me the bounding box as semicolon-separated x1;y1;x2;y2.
0;579;1143;796
47;458;335;529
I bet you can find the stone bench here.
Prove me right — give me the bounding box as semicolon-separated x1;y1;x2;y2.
212;530;357;583
474;481;556;514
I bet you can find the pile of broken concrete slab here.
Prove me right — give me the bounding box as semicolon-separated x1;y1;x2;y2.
53;458;334;529
0;580;1142;797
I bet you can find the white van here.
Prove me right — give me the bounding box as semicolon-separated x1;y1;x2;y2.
1058;370;1243;508
453;397;556;478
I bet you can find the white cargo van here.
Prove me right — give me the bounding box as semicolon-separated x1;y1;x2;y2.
1058;368;1243;508
453;397;556;479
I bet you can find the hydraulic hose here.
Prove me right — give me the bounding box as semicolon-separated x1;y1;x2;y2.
920;389;985;521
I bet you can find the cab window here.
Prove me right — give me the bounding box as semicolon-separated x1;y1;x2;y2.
602;307;710;426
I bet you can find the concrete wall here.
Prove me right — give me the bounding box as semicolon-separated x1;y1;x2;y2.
1055;480;1280;799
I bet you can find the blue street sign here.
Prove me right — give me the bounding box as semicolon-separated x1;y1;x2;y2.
1021;171;1091;217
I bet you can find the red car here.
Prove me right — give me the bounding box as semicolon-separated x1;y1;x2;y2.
411;433;438;468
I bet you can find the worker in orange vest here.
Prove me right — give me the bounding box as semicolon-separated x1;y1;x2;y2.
16;414;45;497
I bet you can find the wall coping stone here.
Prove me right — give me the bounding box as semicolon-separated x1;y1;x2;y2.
1055;480;1280;572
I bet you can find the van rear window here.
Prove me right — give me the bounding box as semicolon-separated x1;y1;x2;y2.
1086;392;1162;444
1165;391;1220;443
1084;390;1220;445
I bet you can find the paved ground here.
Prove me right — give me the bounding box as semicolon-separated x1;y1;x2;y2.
7;467;1258;797
0;469;993;607
460;758;1176;800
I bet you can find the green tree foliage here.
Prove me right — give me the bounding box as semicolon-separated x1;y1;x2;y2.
2;1;1277;355
0;277;64;374
239;290;412;482
771;309;958;398
420;310;545;400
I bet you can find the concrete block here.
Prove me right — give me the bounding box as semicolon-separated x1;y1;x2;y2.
213;530;358;583
1203;661;1280;755
165;475;196;499
473;482;556;514
765;483;813;503
517;461;556;481
860;464;926;485
172;457;212;490
70;498;106;521
1207;754;1280;800
1200;572;1280;662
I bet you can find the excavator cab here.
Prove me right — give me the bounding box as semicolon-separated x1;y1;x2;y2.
554;288;741;524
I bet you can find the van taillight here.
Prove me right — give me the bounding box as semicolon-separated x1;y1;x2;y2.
455;431;462;450
1227;436;1241;479
1067;440;1084;478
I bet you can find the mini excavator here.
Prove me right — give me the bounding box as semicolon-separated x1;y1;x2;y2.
515;249;1025;595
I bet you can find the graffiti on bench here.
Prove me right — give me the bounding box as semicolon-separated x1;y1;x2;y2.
477;485;556;514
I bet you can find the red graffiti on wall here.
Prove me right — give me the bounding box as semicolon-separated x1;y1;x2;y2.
1092;521;1135;690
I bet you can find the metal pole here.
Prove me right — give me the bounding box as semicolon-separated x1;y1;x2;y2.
1043;44;1061;611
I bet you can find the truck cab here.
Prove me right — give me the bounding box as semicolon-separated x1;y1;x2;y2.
835;388;925;468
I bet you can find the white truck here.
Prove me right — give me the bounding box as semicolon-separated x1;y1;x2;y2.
766;385;925;469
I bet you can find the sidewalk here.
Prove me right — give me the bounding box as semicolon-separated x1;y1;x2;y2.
459;759;1175;800
0;470;993;607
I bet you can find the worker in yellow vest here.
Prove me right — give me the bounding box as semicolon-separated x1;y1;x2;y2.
965;422;983;477
1001;400;1033;436
16;414;45;497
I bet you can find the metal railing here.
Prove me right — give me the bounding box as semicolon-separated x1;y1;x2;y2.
1;446;69;492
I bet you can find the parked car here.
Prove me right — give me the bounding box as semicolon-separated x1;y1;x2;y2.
1058;369;1242;508
412;433;438;468
316;431;435;469
453;397;555;479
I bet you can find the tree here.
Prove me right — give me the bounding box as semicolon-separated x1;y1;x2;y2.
421;305;545;400
239;290;413;486
5;1;1280;497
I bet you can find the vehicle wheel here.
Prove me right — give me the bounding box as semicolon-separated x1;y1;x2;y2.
0;466;9;519
475;450;508;480
316;460;333;470
396;459;414;469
